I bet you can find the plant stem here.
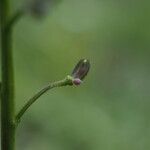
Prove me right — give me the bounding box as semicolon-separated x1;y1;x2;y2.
0;82;2;94
16;76;73;123
6;10;24;29
0;0;16;150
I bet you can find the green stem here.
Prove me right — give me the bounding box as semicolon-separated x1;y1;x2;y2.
16;76;73;123
0;82;1;94
0;0;16;150
6;10;24;29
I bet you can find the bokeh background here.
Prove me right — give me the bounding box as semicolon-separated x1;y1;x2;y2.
1;0;150;149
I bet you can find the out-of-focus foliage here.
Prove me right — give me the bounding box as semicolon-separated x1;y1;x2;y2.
1;0;150;149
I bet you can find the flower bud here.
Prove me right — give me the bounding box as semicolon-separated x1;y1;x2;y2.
26;0;59;18
72;78;82;86
72;59;90;81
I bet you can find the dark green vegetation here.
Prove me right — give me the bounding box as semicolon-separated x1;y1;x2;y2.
1;0;150;150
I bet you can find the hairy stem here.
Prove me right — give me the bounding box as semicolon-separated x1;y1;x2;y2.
0;0;16;149
16;76;73;123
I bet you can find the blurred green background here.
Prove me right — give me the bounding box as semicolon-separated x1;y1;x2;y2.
1;0;150;149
